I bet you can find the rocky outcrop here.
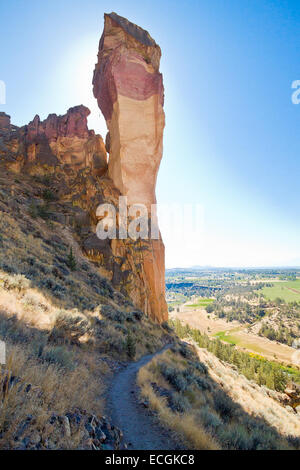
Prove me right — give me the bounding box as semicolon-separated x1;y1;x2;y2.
0;13;168;323
0;112;11;130
26;106;92;142
93;12;167;322
0;106;108;176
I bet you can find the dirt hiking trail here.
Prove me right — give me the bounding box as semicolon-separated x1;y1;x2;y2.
106;344;183;450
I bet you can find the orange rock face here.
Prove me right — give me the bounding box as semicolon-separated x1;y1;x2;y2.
93;13;167;322
93;12;164;209
0;14;168;323
0;106;108;177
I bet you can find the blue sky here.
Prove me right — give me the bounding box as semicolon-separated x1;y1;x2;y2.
1;0;299;267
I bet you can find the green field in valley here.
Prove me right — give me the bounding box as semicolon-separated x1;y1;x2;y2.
262;279;300;302
187;298;214;308
214;331;300;382
214;330;238;345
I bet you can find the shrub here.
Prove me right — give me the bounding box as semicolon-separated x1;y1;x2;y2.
132;309;143;321
28;202;50;220
191;360;208;375
286;435;300;450
66;248;76;271
217;425;252;450
33;174;52;185
178;343;194;359
42;189;57;202
0;314;43;345
42;346;76;371
160;365;188;392
213;390;237;420
49;312;91;345
169;392;191;413
199;407;222;431
39;278;66;296
115;323;127;334
194;375;211;391
88;272;114;298
98;326;126;355
126;334;136;359
206;304;214;313
101;305;131;323
161;321;172;333
1;273;30;292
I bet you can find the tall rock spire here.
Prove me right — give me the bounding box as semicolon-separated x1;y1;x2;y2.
93;12;167;322
93;12;165;209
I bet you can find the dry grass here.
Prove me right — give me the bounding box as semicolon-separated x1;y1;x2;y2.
137;351;219;450
189;341;300;437
0;177;170;448
0;341;107;449
0;266;169;447
137;344;299;450
0;195;169;360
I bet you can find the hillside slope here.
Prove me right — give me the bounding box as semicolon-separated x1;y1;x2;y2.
0;167;171;449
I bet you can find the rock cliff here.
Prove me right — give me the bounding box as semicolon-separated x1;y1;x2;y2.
93;12;167;322
0;13;168;323
0;106;107;176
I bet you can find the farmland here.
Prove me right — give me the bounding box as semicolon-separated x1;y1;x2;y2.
262;279;300;302
186;298;214;308
167;267;300;366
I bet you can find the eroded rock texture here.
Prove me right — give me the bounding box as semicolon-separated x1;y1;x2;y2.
0;106;108;176
93;12;167;322
0;13;167;323
93;12;164;209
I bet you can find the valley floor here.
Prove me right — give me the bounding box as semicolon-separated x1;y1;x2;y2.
171;307;297;365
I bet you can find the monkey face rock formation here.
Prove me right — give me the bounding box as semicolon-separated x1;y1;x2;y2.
93;12;164;210
93;13;167;323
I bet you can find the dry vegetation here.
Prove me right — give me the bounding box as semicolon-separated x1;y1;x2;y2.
192;343;300;437
138;341;300;450
0;171;170;449
0;341;106;449
137;346;219;450
2;169;298;450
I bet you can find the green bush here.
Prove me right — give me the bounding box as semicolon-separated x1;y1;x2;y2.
42;189;57;202
199;406;222;431
161;321;172;332
28;202;50;220
66;248;77;271
101;305;135;323
132;309;143;321
217;425;252;450
126;334;136;359
213;390;237;420
206;304;214;313
160;365;188;392
169;392;191;413
42;346;76;371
